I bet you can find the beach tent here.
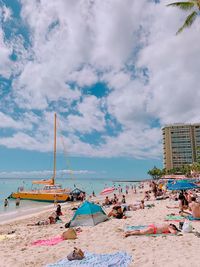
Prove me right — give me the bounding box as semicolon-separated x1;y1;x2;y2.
70;188;85;195
167;181;198;191
70;201;108;227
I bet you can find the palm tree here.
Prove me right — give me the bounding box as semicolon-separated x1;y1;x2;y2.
167;1;200;34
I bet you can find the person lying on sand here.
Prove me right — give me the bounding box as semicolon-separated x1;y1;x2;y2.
27;215;58;226
125;223;180;237
127;200;145;211
180;197;200;219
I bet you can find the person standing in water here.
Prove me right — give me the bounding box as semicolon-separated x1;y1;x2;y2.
4;198;9;207
16;197;20;207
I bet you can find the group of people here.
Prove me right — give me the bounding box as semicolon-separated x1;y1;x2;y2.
27;204;63;226
103;194;120;206
106;180;200;237
4;197;20;208
167;190;200;219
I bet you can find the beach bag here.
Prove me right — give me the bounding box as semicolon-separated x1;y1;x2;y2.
182;221;193;233
62;228;77;240
67;247;84;261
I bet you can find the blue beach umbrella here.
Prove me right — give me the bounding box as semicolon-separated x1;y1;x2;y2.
167;181;199;191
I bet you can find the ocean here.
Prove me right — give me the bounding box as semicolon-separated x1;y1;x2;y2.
0;177;140;222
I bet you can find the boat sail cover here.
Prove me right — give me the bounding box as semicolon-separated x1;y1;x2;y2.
32;179;54;185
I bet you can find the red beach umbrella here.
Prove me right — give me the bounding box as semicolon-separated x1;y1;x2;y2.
100;187;115;195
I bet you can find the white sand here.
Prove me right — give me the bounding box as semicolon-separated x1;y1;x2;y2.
0;187;200;267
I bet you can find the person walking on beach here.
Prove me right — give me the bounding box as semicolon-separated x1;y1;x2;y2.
16;197;20;207
125;185;129;195
134;184;137;194
121;195;126;204
151;181;158;198
4;198;9;207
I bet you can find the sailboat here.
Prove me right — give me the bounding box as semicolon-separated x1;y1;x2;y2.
9;114;71;202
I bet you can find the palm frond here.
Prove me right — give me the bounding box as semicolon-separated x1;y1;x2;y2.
167;2;195;10
176;10;198;34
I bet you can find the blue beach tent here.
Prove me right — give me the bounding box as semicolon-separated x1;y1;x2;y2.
70;201;109;227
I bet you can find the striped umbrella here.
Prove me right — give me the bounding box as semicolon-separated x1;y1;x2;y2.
100;187;115;195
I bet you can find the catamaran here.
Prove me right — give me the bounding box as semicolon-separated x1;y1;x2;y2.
9;114;70;202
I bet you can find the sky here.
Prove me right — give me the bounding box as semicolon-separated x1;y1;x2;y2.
0;0;200;180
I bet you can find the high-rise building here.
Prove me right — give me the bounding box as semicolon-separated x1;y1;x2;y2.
162;124;200;170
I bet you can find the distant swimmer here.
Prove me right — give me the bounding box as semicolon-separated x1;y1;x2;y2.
4;198;9;207
16;197;20;207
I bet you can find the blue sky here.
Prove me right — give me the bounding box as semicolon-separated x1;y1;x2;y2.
0;0;199;180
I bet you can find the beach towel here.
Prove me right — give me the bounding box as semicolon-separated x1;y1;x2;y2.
187;215;200;221
46;251;132;267
165;215;184;222
0;234;16;241
124;225;147;231
32;236;64;246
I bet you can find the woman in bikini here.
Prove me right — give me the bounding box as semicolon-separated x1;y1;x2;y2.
125;223;179;237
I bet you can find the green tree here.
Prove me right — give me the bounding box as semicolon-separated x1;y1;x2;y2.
191;162;200;174
147;166;163;180
167;1;200;34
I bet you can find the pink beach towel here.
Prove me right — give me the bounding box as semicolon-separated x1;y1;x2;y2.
31;236;64;246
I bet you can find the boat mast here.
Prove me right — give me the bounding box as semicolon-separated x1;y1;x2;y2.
52;113;57;185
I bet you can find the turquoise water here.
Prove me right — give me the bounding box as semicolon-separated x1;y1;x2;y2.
0;177;139;221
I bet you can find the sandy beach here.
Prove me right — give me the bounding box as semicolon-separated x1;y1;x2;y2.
0;186;200;267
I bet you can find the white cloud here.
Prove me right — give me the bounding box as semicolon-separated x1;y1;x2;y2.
0;29;12;78
0;0;200;160
68;66;98;88
67;96;106;133
0;112;33;130
137;1;200;125
1;5;12;22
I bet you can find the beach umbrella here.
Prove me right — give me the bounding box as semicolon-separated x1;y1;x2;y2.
100;187;115;195
167;181;198;191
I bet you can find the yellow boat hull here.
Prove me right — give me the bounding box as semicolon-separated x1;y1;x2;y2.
10;191;70;202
